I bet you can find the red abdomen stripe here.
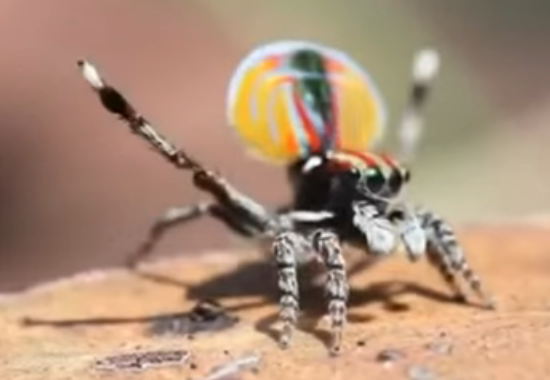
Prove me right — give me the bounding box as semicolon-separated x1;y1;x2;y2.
340;149;379;166
292;86;322;152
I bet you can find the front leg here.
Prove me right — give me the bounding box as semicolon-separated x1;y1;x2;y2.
311;229;349;356
417;207;495;310
272;231;310;349
352;201;398;256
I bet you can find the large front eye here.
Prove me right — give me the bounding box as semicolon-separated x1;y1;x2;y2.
402;168;411;183
387;169;404;194
338;167;361;188
363;167;385;194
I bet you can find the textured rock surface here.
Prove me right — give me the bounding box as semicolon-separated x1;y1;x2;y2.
1;224;550;379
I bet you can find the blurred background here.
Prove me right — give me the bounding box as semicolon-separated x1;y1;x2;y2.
0;0;548;290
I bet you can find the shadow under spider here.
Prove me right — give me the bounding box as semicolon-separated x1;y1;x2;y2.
131;256;478;350
20;256;479;351
21;298;240;337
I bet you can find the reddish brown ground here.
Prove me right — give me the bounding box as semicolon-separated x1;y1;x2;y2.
1;224;550;380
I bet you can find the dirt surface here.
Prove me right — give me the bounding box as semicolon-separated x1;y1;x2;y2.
1;224;550;380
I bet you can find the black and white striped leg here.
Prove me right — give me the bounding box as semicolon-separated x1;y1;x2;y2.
397;48;440;164
418;209;495;309
312;230;348;356
78;60;278;236
272;231;304;349
425;248;467;304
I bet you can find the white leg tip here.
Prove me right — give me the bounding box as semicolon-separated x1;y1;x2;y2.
413;48;440;83
77;59;105;89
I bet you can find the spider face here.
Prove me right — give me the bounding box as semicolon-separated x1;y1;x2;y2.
326;151;409;201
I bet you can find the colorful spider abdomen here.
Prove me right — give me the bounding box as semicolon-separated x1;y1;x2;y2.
226;41;387;164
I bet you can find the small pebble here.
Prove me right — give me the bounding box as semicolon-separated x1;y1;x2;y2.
426;340;453;355
356;340;366;347
201;353;261;380
375;348;406;367
407;365;437;380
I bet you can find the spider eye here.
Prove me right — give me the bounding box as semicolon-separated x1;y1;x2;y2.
403;168;411;182
387;169;404;194
338;166;360;187
363;167;385;193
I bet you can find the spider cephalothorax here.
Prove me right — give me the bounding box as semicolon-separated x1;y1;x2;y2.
76;40;494;356
313;150;410;199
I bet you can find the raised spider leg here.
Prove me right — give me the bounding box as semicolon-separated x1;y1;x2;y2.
272;231;308;349
77;60;279;237
311;229;348;356
397;48;440;165
417;208;495;310
352;201;398;256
